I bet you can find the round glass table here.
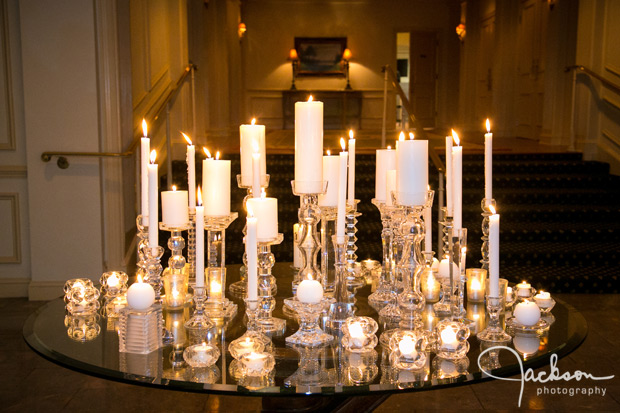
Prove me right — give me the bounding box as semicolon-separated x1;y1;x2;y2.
24;263;586;411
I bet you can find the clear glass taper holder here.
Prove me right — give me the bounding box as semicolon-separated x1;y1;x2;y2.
284;295;335;347
229;174;270;296
188;210;196;284
480;198;496;270
284;344;336;388
453;227;471;324
319;206;337;294
477;295;512;343
368;199;397;312
184;286;214;344
327;234;355;335
345;199;364;290
143;244;165;304
255;234;286;336
203;213;239;318
159;222;190;303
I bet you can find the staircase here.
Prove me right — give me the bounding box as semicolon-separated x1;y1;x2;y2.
171;152;620;293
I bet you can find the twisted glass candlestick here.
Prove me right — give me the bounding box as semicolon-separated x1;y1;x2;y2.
480;198;496;270
327;234;354;334
345;200;364;289
256;234;286;336
229;175;270;296
188;211;196;284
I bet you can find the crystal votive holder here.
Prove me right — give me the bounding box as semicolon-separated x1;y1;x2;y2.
533;291;556;314
421;267;441;303
104;296;128;319
118;305;163;354
515;281;536;300
229;334;265;360
239;351;276;377
344;349;379;385
284;297;335;347
388;330;428;371
183;342;220;368
64;278;94;297
486;278;509;309
341;316;379;352
64;314;101;342
163;270;189;309
431;356;470;380
100;271;128;298
66;283;100;316
435;319;470;360
466;268;487;303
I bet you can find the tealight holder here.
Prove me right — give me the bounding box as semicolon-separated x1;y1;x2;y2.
228;301;270;380
344;349;379;385
466;268;487;303
256;233;286;336
388;330;428;371
420;258;441;303
64;313;101;342
229;334;265;360
183;342;220;368
239;351;276;377
163;270;189;309
466;302;486;335
394;359;430;388
230;175;269;296
100;271;128;319
431;356;469;381
118;304;164;354
65;281;100;315
514;281;536;302
435;319;470;360
64;278;94;299
480;198;496;270
284;296;335;346
368;199;398;313
533;291;556;314
342;316;378;352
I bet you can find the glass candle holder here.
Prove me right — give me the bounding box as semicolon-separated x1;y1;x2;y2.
515;281;535;299
100;271;128;299
477;277;511;343
388;330;428;370
344;349;379;385
118;305;163;354
466;268;487;303
533;291;555;314
431;356;469;381
341;316;378;352
284;296;335;347
435;319;470;360
104;296;128;319
513;332;541;359
163;270;189;309
420;266;441;303
229;334;265;360
183;342;220;368
485;278;509;309
64;314;101;342
65;282;100;315
239;351;275;377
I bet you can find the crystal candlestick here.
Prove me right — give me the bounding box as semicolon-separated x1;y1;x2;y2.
453;228;471;323
284;295;335;346
159;222;190;306
100;271;128;318
188;211;196;284
184;286;214;344
368;199;397;312
345;200;364;290
477;295;512;343
229;174;270;296
480;198;496;270
204;213;239;318
327;235;355;334
256;234;286;336
320;206;337;294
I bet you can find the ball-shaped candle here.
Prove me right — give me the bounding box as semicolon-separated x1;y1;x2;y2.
513;300;541;326
126;276;155;310
296;279;323;304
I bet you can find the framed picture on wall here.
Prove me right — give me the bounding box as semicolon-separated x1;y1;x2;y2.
294;37;347;76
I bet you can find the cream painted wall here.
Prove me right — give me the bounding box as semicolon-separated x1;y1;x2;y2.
240;0;460;131
20;0;104;299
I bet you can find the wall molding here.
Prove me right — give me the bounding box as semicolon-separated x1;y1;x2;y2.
28;280;64;301
0;165;26;178
0;277;29;297
0;192;20;263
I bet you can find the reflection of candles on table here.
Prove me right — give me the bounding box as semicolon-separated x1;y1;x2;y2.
422;269;440;302
243;352;269;374
488;205;500;297
296;279;323;304
514;300;541;326
182;133;196;209
293;223;302;268
440;327;458;350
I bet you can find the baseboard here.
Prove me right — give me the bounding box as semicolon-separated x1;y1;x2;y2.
0;277;30;297
28;280;65;301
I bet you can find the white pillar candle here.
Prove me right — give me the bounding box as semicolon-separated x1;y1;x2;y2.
202;150;231;217
514;300;541;326
240;119;266;187
294;97;323;193
246;205;258;301
485;119;493;203
319;152;340;207
488;206;500;297
424;202;432;253
385;169;396;206
516;281;532;297
375;147;396;202
445;135;453;216
440;327;458;350
182;133;196;209
127;276;155;310
161;187;189;227
195;187;205;287
336;139;348;243
246;195;278;241
451;131;462;230
140;119;149;218
396;139;428;206
251;152;261;198
296;279;323;303
147;150;159;254
347;131;356;204
293;223;302;268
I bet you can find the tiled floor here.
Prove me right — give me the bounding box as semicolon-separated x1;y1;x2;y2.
4;294;619;412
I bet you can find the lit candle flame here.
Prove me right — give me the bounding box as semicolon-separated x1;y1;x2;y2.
399;131;405;141
349;129;354;139
182;132;192;146
462;246;467;254
308;95;313;102
452;129;460;146
326;149;331;156
409;132;415;140
172;185;177;191
489;204;496;214
340;137;346;151
251;118;256;125
246;202;254;217
203;147;211;158
216;151;220;160
197;186;202;206
149;150;156;164
142;119;148;137
387;145;391;150
486;118;491;133
137;274;143;283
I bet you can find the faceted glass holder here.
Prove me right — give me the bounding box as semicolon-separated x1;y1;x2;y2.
341;316;379;352
327;234;355;334
238;371;276;390
183;343;220;368
435;319;470;360
344;349;379;385
345;199;364;289
506;316;550;334
480;198;496;270
388;330;428;371
239;351;276;377
477;295;512;343
64;313;101;342
65;283;100;316
119;305;164;354
163;270;189;309
100;271;128;300
256;234;286;336
431;356;469;380
319;206;337;293
64;278;94;298
188;211;196;284
486;278;509;309
184;286;215;343
368;199;398;313
104;296;127;319
229;334;265;360
534;295;556;314
284;297;335;347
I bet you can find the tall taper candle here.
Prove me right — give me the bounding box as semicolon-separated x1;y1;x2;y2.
246;204;258;300
336;138;348;243
445;135;453;216
488;205;500;297
141;119;149;218
485;119;493;203
182;133;196;209
294;96;323;193
195;187;205;287
451;130;462;230
252;151;261;198
347;130;356;205
424;201;432;253
147;150;158;254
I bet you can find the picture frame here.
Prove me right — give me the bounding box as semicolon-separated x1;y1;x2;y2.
294;37;347;76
